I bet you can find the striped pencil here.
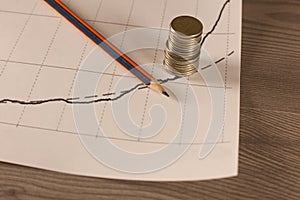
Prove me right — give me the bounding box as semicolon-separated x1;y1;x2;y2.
44;0;169;97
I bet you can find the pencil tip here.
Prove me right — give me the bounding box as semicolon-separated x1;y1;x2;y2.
162;91;170;97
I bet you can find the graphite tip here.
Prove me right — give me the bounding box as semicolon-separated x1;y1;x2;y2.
162;91;170;97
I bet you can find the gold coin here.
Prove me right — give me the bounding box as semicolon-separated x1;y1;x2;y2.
164;16;203;76
170;16;203;38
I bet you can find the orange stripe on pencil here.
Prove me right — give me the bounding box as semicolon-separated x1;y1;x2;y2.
44;0;169;97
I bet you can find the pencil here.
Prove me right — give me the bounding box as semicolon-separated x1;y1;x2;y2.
44;0;169;97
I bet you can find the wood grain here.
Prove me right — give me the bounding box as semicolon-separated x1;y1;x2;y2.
0;0;300;199
0;108;299;200
241;0;300;113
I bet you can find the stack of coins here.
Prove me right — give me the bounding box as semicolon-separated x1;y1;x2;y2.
163;16;203;76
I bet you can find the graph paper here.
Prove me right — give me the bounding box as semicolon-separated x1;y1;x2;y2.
0;0;241;181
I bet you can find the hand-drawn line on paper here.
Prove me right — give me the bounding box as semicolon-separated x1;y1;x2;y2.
201;50;234;70
200;0;231;47
0;0;231;106
0;52;234;106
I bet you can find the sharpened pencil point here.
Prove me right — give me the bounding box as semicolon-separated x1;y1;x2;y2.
162;91;170;97
149;81;170;98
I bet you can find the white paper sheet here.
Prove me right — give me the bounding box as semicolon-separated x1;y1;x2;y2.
0;0;241;181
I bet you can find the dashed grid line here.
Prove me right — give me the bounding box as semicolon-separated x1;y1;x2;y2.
15;0;73;126
55;0;104;131
0;58;233;89
178;76;190;145
0;0;39;79
137;0;168;141
177;2;199;145
0;0;236;147
221;1;231;142
0;120;230;146
0;9;236;35
95;0;136;138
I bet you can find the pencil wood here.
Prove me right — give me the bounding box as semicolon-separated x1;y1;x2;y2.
149;81;170;97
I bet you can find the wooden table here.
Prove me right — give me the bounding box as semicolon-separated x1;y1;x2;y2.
0;0;299;199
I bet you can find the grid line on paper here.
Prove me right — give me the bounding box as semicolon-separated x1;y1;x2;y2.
0;0;241;181
137;0;168;141
0;9;236;35
178;2;200;145
221;1;231;142
0;0;236;141
178;76;190;145
96;0;136;138
0;1;39;79
15;16;65;126
0;58;234;89
0;120;230;146
55;0;104;131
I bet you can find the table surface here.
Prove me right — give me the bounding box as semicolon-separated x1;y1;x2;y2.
1;0;299;199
